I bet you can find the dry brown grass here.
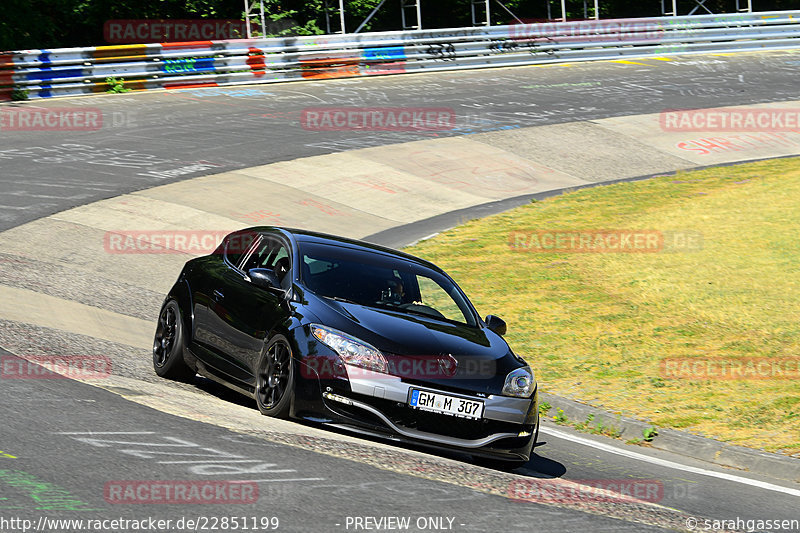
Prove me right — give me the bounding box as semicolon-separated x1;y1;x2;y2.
407;157;800;454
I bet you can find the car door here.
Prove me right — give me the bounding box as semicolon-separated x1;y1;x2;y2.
204;233;292;388
191;230;260;384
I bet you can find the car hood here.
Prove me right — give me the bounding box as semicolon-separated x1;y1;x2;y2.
304;294;523;392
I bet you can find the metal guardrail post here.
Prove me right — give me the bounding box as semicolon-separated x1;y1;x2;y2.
324;0;347;34
338;0;347;34
472;0;491;27
401;0;422;31
243;0;266;38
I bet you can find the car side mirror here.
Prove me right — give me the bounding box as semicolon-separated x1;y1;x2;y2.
485;314;507;336
248;268;285;294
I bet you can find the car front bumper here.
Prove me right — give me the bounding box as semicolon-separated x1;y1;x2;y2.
319;365;538;460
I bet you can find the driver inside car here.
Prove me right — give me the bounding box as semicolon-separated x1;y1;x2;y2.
382;278;405;305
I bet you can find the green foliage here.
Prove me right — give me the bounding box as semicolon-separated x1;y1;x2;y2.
105;76;130;93
571;413;622;438
538;401;551;417
248;0;322;37
574;413;595;431
11;87;29;101
643;426;658;442
553;408;568;424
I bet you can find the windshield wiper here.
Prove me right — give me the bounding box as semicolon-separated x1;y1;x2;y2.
324;295;360;305
371;302;440;320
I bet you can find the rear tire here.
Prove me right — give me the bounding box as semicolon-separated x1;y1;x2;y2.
153;300;195;382
255;335;294;418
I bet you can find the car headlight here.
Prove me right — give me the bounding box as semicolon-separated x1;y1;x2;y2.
502;366;535;398
310;324;387;374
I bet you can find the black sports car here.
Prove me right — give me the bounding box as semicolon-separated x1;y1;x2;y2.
153;227;539;463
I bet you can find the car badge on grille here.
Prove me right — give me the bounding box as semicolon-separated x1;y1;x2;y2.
438;354;458;377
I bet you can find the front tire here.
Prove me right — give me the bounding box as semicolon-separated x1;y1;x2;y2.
255;335;294;418
153;300;195;382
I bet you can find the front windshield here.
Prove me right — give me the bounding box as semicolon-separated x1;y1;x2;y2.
299;242;477;327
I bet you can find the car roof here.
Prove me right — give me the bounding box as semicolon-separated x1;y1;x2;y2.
246;226;443;272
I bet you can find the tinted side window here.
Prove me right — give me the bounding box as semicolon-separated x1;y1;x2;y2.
224;231;258;268
243;237;288;271
242;236;292;288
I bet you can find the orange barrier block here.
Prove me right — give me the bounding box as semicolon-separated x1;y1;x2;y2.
300;57;361;79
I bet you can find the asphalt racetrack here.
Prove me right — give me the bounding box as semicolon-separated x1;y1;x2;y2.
1;51;799;532
2;51;799;232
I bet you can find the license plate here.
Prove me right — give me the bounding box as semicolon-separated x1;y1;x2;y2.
409;389;484;420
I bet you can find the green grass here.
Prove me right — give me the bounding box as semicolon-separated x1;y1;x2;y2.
406;157;800;454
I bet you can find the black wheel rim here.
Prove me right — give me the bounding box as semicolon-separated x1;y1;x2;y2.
153;305;177;367
258;342;290;409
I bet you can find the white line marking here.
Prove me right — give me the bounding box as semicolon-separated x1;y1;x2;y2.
159;460;264;464
4;192;86;200
203;470;296;475
282;90;326;103
540;426;800;498
56;431;156;435
241;478;325;483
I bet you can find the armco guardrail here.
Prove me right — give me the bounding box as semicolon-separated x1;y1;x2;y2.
1;11;799;100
